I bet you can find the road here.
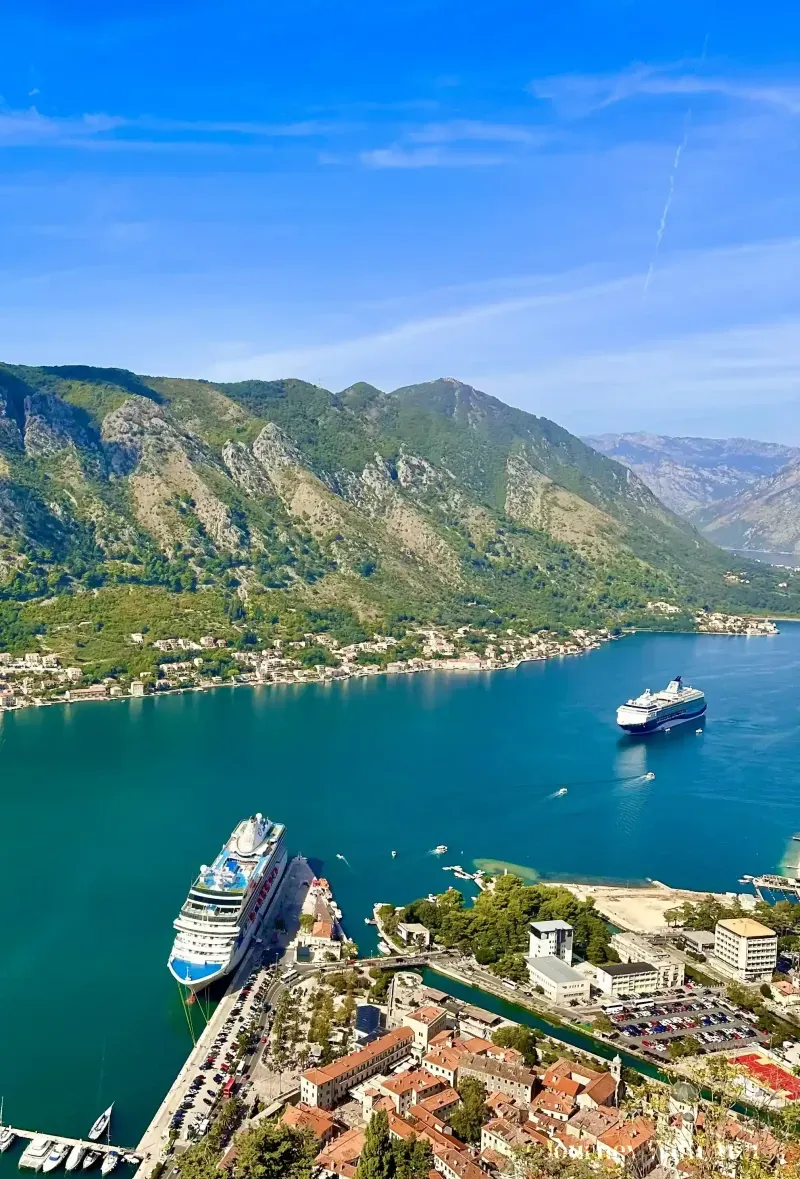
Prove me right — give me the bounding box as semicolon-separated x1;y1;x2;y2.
134;857;313;1179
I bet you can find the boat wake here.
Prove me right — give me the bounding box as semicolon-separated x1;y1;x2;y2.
547;788;568;800
335;853;351;867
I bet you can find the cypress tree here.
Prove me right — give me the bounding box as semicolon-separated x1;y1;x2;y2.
355;1109;394;1179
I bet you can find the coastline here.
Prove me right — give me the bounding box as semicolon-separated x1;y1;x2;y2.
0;626;615;716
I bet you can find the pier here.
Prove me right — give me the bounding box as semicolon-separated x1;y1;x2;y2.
740;872;800;903
8;1127;135;1161
134;856;313;1179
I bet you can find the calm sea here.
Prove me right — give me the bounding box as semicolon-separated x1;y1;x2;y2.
1;627;799;1155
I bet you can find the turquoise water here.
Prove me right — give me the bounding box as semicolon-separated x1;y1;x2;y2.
1;627;800;1159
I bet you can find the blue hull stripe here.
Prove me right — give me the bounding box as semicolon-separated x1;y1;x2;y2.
619;701;707;733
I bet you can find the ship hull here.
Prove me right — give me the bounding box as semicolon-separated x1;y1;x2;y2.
617;700;706;734
168;846;288;993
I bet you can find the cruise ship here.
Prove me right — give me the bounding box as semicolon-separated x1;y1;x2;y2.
616;675;706;734
168;814;288;991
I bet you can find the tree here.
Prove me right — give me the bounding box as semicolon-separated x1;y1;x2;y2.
231;1121;317;1179
760;982;773;999
667;1035;702;1060
299;913;314;933
355;1109;395;1179
392;1138;433;1179
491;1024;541;1066
450;1076;489;1144
516;1150;604;1179
592;1012;614;1036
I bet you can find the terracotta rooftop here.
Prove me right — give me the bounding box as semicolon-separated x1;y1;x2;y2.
406;1005;447;1026
314;1127;365;1177
598;1116;656;1156
423;1046;463;1073
433;1145;488;1179
281;1103;337;1139
381;1069;442;1096
566;1107;621;1140
542;1058;598;1089
582;1071;617;1106
459;1035;495;1055
532;1090;576;1117
303;1026;413;1084
312;920;334;939
417;1087;460;1114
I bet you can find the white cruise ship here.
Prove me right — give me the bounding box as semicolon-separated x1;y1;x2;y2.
616;675;706;734
168;814;288;991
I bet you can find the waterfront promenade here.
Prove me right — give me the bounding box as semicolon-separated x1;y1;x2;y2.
134;856;313;1179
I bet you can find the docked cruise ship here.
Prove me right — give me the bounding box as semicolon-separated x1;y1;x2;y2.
168;814;287;991
616;675;706;734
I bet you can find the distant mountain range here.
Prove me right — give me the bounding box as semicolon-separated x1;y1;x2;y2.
585;432;800;559
0;365;796;675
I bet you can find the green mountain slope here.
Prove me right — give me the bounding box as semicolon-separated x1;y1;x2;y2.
0;363;796;672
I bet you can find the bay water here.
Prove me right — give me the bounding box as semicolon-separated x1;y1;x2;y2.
1;627;799;1155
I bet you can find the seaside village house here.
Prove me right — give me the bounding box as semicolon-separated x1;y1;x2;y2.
296;980;671;1179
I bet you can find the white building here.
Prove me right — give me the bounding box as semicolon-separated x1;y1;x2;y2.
610;931;684;991
526;954;591;1005
714;918;778;982
681;930;716;955
529;920;574;964
595;961;659;998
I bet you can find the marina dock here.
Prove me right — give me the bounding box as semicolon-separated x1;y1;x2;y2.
7;1127;135;1164
134;856;313;1179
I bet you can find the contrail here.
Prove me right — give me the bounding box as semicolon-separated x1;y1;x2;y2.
643;34;709;297
643;113;691;297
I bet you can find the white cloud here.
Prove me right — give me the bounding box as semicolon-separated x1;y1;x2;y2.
408;119;547;145
360;145;512;168
0;107;344;148
205;237;800;440
530;62;800;118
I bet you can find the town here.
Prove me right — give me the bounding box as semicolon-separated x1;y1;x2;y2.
0;605;782;713
0;624;612;711
117;862;800;1179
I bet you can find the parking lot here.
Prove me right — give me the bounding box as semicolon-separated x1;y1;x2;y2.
605;995;769;1056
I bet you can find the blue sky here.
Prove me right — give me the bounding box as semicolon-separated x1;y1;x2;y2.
2;0;800;440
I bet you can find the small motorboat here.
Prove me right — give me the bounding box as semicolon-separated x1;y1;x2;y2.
0;1127;16;1153
65;1146;87;1172
644;772;655;781
335;853;346;861
696;728;702;734
42;1144;69;1173
81;1152;102;1171
88;1106;113;1143
391;850;397;858
555;788;568;797
433;845;448;855
100;1152;119;1177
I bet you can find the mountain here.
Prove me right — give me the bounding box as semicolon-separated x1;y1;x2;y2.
583;432;800;519
698;461;800;557
0;364;796;675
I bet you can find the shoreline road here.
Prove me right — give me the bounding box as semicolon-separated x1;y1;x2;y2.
134;857;313;1179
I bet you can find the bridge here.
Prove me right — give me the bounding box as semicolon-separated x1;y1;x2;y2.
318;949;451;971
